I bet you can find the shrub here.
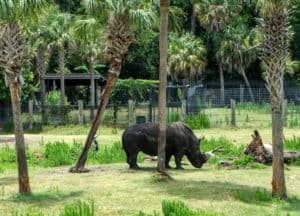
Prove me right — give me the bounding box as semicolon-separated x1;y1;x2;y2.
185;112;210;129
43;141;72;167
45;90;71;125
201;137;244;157
59;200;95;216
285;137;300;150
234;188;272;203
168;111;180;123
92;141;126;164
162;200;219;216
232;155;253;166
0;146;16;163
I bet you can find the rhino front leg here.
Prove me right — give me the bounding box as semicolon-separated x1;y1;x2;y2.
175;153;184;169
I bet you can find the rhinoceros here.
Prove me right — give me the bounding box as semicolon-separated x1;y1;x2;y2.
122;122;210;169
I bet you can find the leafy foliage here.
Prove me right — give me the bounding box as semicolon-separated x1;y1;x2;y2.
185;112;210;129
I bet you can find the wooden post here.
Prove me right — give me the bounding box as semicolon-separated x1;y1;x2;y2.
90;74;95;121
180;100;186;121
148;101;152;123
231;99;236;127
28;100;33;130
128;100;134;126
282;99;288;127
96;83;101;106
240;84;244;103
78;100;84;125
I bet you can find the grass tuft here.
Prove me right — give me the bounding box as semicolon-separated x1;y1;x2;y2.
234;188;272;203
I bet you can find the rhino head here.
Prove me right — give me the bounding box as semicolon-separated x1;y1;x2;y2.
185;136;209;168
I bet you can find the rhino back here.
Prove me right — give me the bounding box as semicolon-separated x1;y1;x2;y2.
122;123;159;156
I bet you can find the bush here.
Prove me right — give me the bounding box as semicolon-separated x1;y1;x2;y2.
185;112;210;129
285;137;300;150
59;200;95;216
232;155;253;166
45;90;71;125
162;200;220;216
0;146;16;163
201;137;244;157
91;141;126;164
2;118;14;133
234;188;272;203
43;141;72;167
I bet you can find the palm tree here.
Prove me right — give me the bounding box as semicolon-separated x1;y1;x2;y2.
196;0;229;104
70;0;155;173
25;5;62;123
47;13;72;114
72;17;104;120
218;25;258;103
168;33;207;83
0;0;47;194
258;0;290;199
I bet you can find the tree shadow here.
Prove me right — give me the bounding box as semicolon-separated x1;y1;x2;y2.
282;196;300;212
151;179;300;209
0;176;17;186
6;189;83;207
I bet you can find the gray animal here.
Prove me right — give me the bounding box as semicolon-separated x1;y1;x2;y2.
122;122;209;169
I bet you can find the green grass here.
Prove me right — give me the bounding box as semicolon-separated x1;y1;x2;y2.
285;137;300;150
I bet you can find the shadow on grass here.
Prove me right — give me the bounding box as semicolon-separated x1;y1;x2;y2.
7;189;83;207
151;179;300;211
0;176;17;185
282;196;300;212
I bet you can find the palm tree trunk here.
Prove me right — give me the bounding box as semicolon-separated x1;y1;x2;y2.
240;69;255;103
271;109;287;198
158;0;170;175
219;64;225;106
58;46;65;123
36;46;46;124
191;0;196;34
9;77;31;194
70;74;118;172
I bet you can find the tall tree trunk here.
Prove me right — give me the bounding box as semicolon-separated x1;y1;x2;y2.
8;75;31;194
70;74;118;172
260;1;289;199
36;46;46;124
89;54;95;121
271;109;287;198
191;0;196;34
240;69;255;103
158;0;170;175
219;64;225;106
58;46;65;123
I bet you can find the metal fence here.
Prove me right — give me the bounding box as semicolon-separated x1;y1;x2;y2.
1;85;300;131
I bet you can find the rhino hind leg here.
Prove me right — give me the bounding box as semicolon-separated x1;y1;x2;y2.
165;154;172;169
128;151;140;169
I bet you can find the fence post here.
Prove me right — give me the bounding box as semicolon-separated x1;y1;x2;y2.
180;100;187;121
28;100;33;130
78;100;84;125
240;84;244;103
128;100;134;126
282;99;288;127
231;99;236;127
148;101;152;123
